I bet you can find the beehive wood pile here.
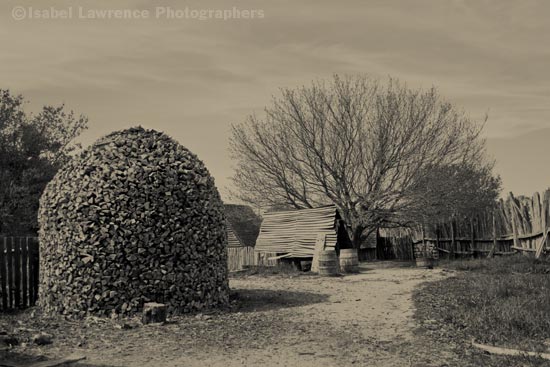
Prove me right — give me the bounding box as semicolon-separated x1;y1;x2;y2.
38;127;229;318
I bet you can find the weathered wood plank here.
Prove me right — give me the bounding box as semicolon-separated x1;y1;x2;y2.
6;238;14;308
511;246;536;252
14;238;21;308
470;219;475;254
32;239;39;305
27;239;35;306
535;229;548;258
22;238;28;308
450;220;455;259
488;214;497;258
0;238;7;309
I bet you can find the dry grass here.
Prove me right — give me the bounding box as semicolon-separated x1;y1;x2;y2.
415;255;550;366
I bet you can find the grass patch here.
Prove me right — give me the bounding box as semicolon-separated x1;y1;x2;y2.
441;256;550;274
415;255;550;366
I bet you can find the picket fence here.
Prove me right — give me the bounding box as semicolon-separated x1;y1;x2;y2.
0;236;39;310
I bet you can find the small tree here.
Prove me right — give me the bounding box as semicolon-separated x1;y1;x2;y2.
0;90;88;234
404;163;501;225
229;75;499;248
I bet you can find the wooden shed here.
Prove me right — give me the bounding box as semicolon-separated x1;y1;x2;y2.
226;221;277;271
227;221;251;271
254;205;352;259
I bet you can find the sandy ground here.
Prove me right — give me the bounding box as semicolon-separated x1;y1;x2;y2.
2;264;455;367
206;265;451;367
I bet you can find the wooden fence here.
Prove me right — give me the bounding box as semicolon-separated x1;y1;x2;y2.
409;190;550;258
0;237;39;311
228;246;277;271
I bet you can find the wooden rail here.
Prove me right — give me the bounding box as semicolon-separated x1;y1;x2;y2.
408;190;550;260
415;228;550;258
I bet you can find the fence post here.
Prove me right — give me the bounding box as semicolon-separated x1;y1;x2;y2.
470;218;475;258
511;202;520;253
0;238;7;310
33;239;39;305
435;224;440;257
488;213;497;258
6;238;14;308
450;219;456;259
421;224;426;257
22;238;28;308
509;192;525;255
14;238;21;308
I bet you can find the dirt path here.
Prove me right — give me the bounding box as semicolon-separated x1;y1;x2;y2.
207;265;450;367
4;265;453;367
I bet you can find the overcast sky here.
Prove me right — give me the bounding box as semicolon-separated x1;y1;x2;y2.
1;0;549;200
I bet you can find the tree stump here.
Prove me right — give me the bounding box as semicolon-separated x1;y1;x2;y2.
142;302;167;324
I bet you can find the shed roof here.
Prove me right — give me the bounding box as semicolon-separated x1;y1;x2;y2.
227;221;245;248
255;205;342;257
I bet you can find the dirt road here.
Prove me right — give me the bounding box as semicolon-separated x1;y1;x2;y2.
199;265;451;367
4;264;454;367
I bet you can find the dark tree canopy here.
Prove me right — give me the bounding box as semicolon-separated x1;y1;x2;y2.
0;89;88;235
230;75;500;247
404;163;501;226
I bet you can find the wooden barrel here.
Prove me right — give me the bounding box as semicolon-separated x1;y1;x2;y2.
318;250;338;276
339;249;359;273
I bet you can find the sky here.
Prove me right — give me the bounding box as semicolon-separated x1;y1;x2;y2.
1;0;549;200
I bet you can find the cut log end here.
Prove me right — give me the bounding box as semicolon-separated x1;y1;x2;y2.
142;302;167;325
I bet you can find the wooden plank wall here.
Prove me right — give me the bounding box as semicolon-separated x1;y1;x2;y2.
227;246;277;271
0;236;39;310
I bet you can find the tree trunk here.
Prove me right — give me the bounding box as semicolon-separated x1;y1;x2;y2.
351;225;366;250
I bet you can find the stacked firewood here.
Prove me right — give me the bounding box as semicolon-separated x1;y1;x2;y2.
38;127;229;318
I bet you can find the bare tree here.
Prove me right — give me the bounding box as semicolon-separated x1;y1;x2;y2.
229;75;498;247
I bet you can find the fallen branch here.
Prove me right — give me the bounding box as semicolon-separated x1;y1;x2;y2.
472;340;550;360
